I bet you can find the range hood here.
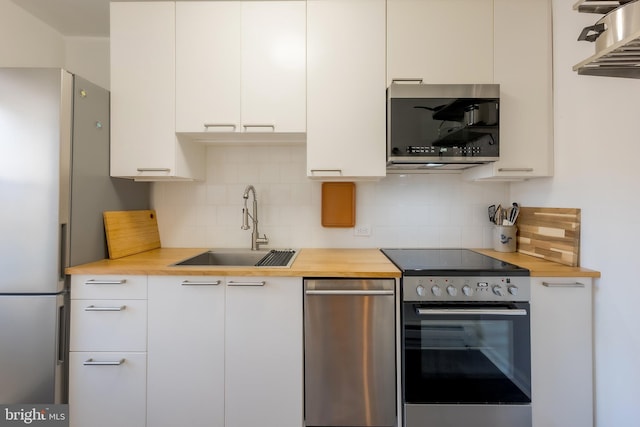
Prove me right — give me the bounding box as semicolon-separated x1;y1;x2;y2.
573;0;640;78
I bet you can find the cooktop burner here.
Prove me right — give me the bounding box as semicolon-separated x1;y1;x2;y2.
380;248;529;276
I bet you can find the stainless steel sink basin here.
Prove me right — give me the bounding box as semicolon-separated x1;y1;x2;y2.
173;249;298;267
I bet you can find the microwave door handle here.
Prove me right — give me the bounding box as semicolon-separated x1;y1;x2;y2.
416;308;528;316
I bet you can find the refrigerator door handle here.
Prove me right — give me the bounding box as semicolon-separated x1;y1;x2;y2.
57;303;67;365
59;223;67;281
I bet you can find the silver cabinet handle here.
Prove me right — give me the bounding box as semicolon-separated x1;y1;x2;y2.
84;279;126;285
243;124;275;131
305;290;394;296
181;280;221;286
417;308;528;316
83;358;125;366
137;168;171;173
542;282;585;288
498;168;534;172
84;305;126;311
310;169;343;176
391;78;423;84
204;123;237;130
227;280;266;287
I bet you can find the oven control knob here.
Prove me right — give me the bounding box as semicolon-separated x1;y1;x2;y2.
446;285;457;296
416;285;426;296
492;285;505;297
462;285;473;296
508;286;519;296
431;285;442;297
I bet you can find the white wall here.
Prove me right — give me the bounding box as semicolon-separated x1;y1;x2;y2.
0;0;64;68
64;37;110;89
0;0;109;89
152;145;510;249
511;2;640;426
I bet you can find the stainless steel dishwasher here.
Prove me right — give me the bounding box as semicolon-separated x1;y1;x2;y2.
304;278;396;427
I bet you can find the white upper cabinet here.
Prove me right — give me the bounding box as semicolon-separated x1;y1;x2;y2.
241;1;306;134
110;1;205;181
175;1;241;134
387;0;494;85
463;0;553;181
306;0;387;180
175;1;306;139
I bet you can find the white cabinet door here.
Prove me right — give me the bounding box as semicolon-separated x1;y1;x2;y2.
387;0;494;85
69;274;147;427
110;2;204;180
241;1;306;134
147;276;225;427
531;278;593;427
225;277;303;427
306;0;386;179
69;352;147;427
175;1;305;136
175;1;241;133
463;0;553;181
70;299;147;352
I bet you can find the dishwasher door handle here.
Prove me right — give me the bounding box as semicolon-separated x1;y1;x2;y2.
305;289;394;296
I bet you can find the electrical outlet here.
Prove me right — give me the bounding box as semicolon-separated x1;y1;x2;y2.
354;224;371;237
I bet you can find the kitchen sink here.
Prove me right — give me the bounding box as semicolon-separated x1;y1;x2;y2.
172;249;298;268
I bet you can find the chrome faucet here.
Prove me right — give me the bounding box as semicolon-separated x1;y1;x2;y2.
241;185;269;250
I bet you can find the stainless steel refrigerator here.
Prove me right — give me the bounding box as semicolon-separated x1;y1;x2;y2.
0;68;150;404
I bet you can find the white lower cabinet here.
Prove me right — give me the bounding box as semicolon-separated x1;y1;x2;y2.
69;352;147;427
69;275;148;427
531;277;593;427
146;275;303;427
147;276;225;427
225;276;303;427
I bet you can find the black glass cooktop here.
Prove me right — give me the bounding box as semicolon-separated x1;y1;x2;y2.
380;248;529;276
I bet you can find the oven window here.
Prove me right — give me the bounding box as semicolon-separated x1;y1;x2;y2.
403;302;531;404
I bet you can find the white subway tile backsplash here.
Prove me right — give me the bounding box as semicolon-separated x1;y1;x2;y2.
152;145;509;249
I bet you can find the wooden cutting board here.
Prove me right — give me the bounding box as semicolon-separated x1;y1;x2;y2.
103;210;161;259
321;182;356;227
515;207;581;267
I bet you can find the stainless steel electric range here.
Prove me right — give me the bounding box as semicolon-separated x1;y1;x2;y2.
381;248;532;427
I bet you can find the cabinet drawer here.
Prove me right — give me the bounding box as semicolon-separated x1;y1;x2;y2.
70;299;147;351
71;275;147;300
69;351;146;427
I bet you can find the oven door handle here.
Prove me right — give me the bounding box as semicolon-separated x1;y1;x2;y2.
416;308;528;316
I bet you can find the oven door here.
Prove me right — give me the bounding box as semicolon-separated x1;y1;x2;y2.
403;302;531;405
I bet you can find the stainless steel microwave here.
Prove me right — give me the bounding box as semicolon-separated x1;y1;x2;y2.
387;83;500;171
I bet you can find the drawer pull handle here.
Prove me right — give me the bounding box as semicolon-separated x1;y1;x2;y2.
84;279;126;285
83;358;125;366
204;123;237;130
243;124;275;131
84;305;126;311
498;168;534;172
391;78;423;84
227;281;266;287
542;282;585;288
181;280;221;286
137;168;171;173
309;169;343;176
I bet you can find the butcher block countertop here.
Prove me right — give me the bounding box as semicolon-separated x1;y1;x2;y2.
65;248;402;278
65;247;600;278
474;249;601;278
